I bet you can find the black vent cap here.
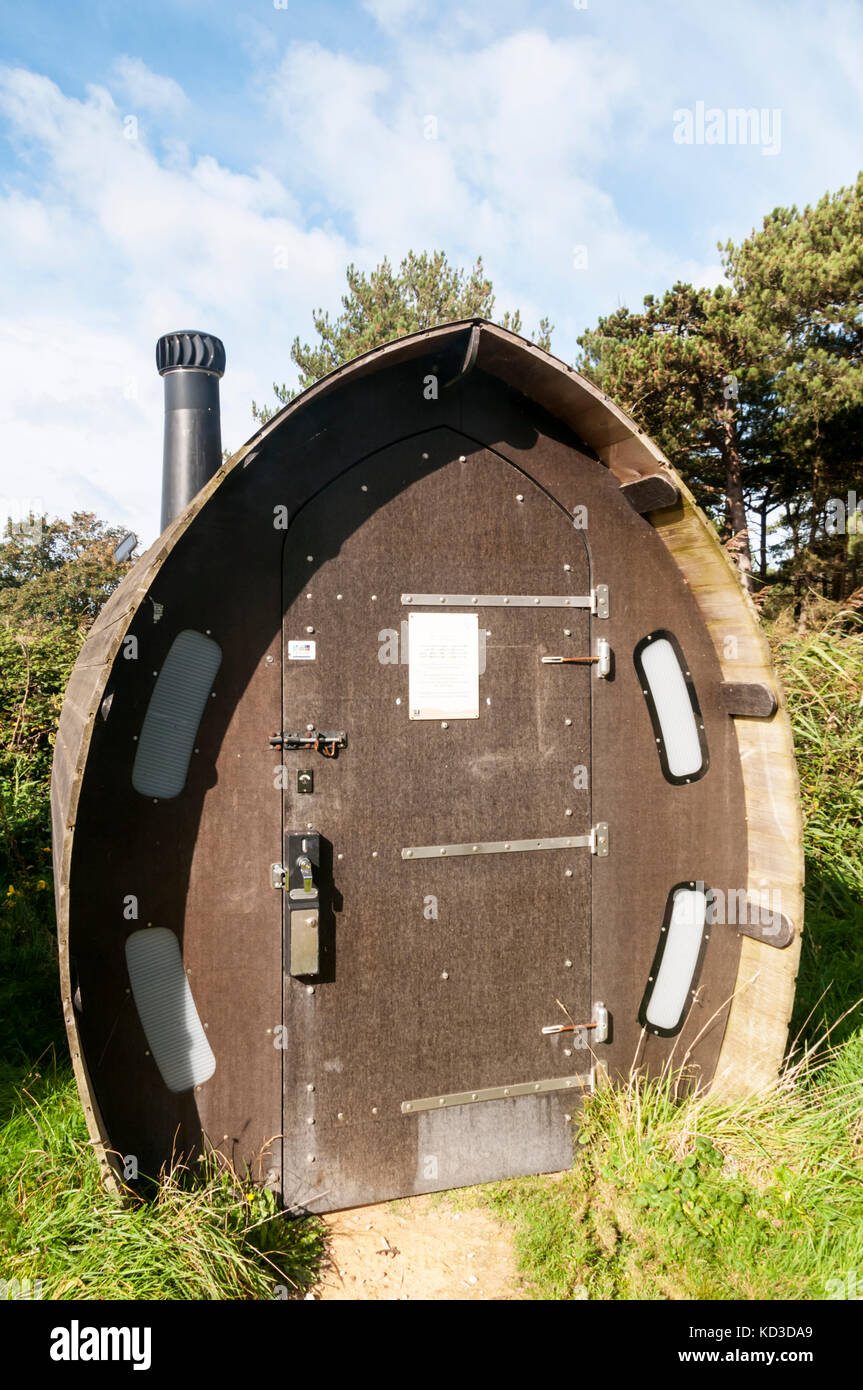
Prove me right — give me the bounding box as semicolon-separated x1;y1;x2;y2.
156;331;226;377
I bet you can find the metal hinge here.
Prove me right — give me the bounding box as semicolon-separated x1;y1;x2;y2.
270;863;286;891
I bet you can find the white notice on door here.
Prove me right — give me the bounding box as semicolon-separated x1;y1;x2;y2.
408;612;480;720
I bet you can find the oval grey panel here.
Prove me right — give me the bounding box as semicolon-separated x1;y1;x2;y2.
125;928;215;1093
132;629;222;798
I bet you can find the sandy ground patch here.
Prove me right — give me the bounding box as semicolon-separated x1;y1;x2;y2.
309;1194;526;1301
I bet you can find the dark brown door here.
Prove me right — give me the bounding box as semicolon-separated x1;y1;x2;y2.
280;427;596;1210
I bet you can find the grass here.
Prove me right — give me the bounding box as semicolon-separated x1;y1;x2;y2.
0;1064;325;1300
480;1034;863;1300
476;614;863;1299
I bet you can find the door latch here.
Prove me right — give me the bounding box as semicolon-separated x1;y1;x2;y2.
270;729;347;757
541;639;611;677
542;1001;609;1044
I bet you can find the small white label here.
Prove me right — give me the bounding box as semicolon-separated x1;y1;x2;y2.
408;612;479;719
288;640;316;661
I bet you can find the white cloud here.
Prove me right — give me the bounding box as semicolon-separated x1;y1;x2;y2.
0;66;351;544
112;56;190;118
362;0;427;33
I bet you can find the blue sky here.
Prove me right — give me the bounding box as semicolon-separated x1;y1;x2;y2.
1;0;861;543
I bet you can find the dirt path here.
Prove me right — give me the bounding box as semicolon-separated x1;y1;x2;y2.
309;1194;527;1300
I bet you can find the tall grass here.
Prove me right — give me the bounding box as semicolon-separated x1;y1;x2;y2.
478;616;863;1299
0;1067;325;1300
482;1033;863;1300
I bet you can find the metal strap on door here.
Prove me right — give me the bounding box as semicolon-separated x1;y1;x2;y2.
401;824;609;859
401;585;609;616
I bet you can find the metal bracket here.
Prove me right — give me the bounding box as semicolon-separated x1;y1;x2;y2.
589;823;609;857
592;584;609;618
270;862;286;891
592;1001;609;1043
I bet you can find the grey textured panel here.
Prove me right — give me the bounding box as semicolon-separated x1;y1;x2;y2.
125;929;215;1093
414;1094;576;1193
132;630;222;798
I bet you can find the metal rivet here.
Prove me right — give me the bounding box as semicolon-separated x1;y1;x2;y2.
564;1113;572;1122
564;1049;572;1058
306;1117;315;1125
421;452;429;460
306;593;312;599
372;851;378;858
565;959;573;968
565;718;572;726
405;850;413;858
186;968;192;975
337;1111;345;1120
564;629;571;637
516;494;524;502
306;555;314;562
306;985;315;995
372;1106;379;1115
266;655;274;664
441;971;449;980
563;564;571;572
306;626;314;634
306;1083;315;1092
565;868;573;878
565;808;573;817
266;1028;272;1035
337;852;344;860
361;485;368;492
441;721;448;729
486;697;491;705
396;697;401;705
458;455;466;463
307;723;315;732
337;593;343;600
371;594;378;601
307;1155;316;1163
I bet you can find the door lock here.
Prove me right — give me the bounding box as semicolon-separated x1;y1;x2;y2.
296;854;314;895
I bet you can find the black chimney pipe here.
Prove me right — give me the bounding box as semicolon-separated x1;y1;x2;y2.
156;331;226;531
